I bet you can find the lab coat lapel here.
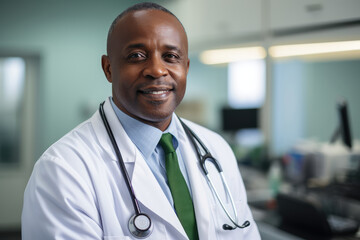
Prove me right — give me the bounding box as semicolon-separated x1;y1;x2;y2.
94;98;188;239
92;98;134;163
131;152;188;239
91;98;141;163
175;117;214;240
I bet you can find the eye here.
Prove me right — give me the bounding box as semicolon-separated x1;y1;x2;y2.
127;52;146;62
164;53;180;62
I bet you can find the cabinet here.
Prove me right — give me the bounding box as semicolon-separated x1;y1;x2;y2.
166;0;360;48
269;0;360;32
169;0;263;47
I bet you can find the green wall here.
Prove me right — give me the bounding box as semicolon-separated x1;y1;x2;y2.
0;0;158;157
304;59;360;141
0;0;228;158
1;0;359;159
184;56;228;130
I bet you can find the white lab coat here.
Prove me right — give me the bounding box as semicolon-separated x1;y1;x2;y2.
22;98;260;240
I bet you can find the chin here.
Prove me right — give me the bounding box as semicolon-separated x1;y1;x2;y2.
144;101;177;117
142;110;173;122
137;105;176;125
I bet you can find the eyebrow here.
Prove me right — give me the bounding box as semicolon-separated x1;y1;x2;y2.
125;43;182;52
164;44;181;52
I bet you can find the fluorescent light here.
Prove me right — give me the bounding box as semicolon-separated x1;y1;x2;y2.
200;46;266;65
228;60;265;108
269;40;360;58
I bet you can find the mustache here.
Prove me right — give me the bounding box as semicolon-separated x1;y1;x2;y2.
137;81;175;90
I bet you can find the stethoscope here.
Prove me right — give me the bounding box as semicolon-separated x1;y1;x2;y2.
99;102;250;238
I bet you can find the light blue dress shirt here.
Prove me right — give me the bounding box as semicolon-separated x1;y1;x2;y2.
110;98;192;207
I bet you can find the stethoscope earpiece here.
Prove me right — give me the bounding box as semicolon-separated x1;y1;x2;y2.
129;213;153;238
242;221;250;228
223;221;250;230
223;224;235;230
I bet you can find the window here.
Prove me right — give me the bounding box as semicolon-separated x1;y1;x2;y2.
0;57;25;164
227;59;265;149
228;59;265;109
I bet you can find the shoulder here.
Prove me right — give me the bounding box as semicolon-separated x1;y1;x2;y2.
43;119;97;161
29;115;103;198
35;112;105;183
23;117;103;239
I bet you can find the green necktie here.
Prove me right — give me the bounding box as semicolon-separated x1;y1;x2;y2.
159;133;199;240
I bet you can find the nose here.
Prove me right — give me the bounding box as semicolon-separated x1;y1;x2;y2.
143;55;168;79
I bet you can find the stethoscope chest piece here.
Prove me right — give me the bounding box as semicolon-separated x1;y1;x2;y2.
129;213;153;238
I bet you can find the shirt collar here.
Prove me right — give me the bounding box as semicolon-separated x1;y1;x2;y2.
110;98;179;159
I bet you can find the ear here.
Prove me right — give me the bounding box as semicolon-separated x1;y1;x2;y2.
186;58;190;75
101;55;112;83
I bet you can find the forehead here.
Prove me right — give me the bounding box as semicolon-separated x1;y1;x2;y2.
109;9;188;54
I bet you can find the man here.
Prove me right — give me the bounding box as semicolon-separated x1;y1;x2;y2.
22;2;260;239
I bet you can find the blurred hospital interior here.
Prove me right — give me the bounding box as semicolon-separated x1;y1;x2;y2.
0;0;360;239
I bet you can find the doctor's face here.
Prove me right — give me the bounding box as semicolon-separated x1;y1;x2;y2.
102;9;189;131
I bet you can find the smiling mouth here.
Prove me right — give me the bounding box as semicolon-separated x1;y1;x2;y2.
142;90;170;95
138;87;173;100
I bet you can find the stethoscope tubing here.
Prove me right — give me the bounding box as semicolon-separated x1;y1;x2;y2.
99;101;250;237
99;102;141;215
179;119;250;230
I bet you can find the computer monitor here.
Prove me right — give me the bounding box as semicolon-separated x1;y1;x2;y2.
221;108;259;131
330;100;352;149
